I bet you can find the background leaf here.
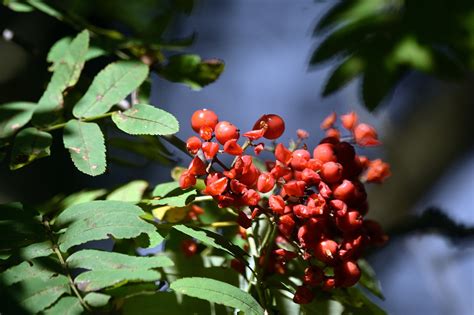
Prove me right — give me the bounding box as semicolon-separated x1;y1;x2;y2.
112;104;179;136
170;277;264;315
63;120;106;176
9;127;52;170
0;102;35;138
73;61;149;118
43;296;83;315
55;200;163;252
106;180;148;202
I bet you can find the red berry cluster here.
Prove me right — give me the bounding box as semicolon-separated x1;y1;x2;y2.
180;109;390;304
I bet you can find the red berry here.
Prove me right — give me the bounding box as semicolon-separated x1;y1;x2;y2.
257;173;275;193
293;286;314;304
199;126;213;140
203;177;228;196
214;121;239;144
322;277;336;291
241;189;260;206
333;179;355;202
314;239;339;265
320;112;336;130
191;109;218;132
340;112;358;130
313;143;337;163
186;136;202;155
297;129;309;139
275;143;292;165
321;161;343;184
283;180;306;197
336;210;363;232
201;142;219;159
278;214;295;238
187;157;207;176
335;260;361;287
269;195;285;215
253;114;285;139
181;239;198;257
366;159;391;183
179;171;196;189
223;139;243;155
353;123;380;147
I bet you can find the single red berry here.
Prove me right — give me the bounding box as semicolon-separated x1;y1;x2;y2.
336;210;363;232
314;239;339;265
335;260;361;287
241;189;260;206
223;139;243;155
313;143;337;163
191;109;218;132
275;143;292;165
203;177;228;196
199;126;213;141
253;114;285;139
269;195;285;215
293;286;314;304
353;123;380;147
293;204;311;219
181;239;198;257
179;171;196;189
186;136;202;155
333;179;355;202
278;214;296;238
291;149;310;170
301;168;321;185
320;112;337;130
187;157;207;176
283;180;306;197
303;266;324;287
257;173;275;193
329;199;348;217
340;112;358;130
322;277;336;291
214;121;239;144
254;143;264;155
297;129;309;139
201;142;219;159
321;161;343;184
366;159;391;183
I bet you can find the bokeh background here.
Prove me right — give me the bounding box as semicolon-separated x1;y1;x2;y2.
1;1;473;314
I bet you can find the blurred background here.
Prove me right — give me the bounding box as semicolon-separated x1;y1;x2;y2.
0;0;473;314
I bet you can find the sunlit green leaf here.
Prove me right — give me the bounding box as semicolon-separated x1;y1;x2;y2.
84;292;111;308
63;120;106;176
44;296;83;315
0;102;35;138
107;180;148;203
73;61;149;118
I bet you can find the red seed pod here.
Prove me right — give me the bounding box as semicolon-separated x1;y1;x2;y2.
253;114;285;139
237;210;252;229
199;126;213;141
325;128;340;140
274;248;298;260
333;179;355;202
243;128;266;140
330;199;348;217
307;194;326;216
230;258;246;274
366;159;391;183
241;189;260;206
179;171;196;189
201;141;219;159
313;143;337;163
203;177;228;196
340;112;358;130
291;149;311;171
223;139;243;155
254;143;264;155
275;143;292;165
353;123;381;147
293;286;314;304
214;121;239;144
239;164;260;187
301;168;321;185
283;180;306;197
314;239;339;265
297;129;309;139
269;195;286;215
321;161;343;184
297;218;326;248
293;204;311;219
181;239;198;257
188;157;207;176
251;207;261;219
335;260;361;287
303;266;324;287
270;164;292;180
186;136;202;155
339;235;363;261
336;210;363;233
320;112;337;130
306;158;323;171
278;214;296;238
358;155;370;168
257;173;275;193
318;181;332;199
230;179;247;194
191;109;218;132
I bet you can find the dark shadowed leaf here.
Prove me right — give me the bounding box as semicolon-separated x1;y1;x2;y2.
10;127;52;170
0;102;35;138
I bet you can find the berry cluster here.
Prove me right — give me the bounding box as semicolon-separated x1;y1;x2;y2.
180;109;390;304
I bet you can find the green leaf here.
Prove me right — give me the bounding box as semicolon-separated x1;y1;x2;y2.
149;189;197;207
0;102;35;138
25;0;63;19
112;104;179;136
160;55;225;90
323;55;365;96
84;292;111;307
33;30;89;126
10;127;52;170
358;259;384;300
0;257;60;286
341;288;387;315
63;249;166;291
152;182;181;197
173;225;248;258
107;180;148;202
63;120;106;176
48;37;106;66
59;189;107;208
73;61;149;118
17;241;54;260
44;296;84;315
170;277;264;315
55;200;163;252
11;275;70;313
6;1;34;12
